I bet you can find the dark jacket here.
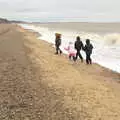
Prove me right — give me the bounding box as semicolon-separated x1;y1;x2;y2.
75;40;84;50
84;44;93;54
55;38;61;47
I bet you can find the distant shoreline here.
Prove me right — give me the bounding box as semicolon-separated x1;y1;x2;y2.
32;22;120;24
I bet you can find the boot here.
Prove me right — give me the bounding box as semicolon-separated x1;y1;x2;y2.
60;50;62;54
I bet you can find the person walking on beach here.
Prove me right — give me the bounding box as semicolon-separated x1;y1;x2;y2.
55;33;62;55
84;39;93;64
64;41;76;61
74;36;84;62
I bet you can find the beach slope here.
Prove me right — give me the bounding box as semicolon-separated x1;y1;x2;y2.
0;24;120;120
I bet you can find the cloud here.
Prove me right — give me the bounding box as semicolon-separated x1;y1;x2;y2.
0;0;120;22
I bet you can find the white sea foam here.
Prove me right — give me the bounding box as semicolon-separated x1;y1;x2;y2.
19;24;120;73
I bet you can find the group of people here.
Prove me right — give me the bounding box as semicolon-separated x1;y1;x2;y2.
55;34;93;64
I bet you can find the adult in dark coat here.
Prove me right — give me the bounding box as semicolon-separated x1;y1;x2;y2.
55;35;62;54
74;36;84;62
84;39;93;64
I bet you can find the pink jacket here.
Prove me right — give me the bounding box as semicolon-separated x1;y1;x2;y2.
64;45;76;56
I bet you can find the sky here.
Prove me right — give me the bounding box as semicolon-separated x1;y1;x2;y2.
0;0;120;22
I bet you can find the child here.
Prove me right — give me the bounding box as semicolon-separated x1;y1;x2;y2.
84;39;93;64
74;36;84;62
64;42;77;61
55;33;62;55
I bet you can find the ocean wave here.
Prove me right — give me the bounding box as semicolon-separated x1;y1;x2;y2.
104;33;120;45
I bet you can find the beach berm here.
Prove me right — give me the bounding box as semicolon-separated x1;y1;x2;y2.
0;23;120;120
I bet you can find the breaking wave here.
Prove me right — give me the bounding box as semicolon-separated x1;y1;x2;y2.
104;34;120;46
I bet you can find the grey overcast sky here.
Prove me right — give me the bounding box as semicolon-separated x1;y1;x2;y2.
0;0;120;22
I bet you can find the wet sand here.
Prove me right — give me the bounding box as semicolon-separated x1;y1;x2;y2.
0;24;120;120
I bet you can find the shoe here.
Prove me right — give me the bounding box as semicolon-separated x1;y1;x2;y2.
55;52;58;55
73;56;76;62
81;59;83;63
60;50;62;54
